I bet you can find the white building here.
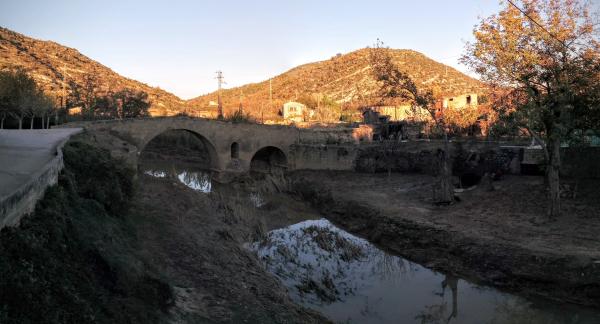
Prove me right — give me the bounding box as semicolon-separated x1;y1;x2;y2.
443;94;478;109
282;101;308;122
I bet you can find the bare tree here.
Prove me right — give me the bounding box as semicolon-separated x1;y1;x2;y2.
370;40;454;204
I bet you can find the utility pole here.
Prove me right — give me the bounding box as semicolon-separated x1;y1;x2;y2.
269;78;273;108
215;70;225;119
59;61;67;127
260;103;264;124
238;88;244;114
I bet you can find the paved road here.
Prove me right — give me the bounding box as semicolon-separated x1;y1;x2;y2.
0;129;82;198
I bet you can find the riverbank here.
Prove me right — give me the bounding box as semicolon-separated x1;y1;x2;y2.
291;170;600;308
131;172;329;323
0;140;172;323
0;134;330;324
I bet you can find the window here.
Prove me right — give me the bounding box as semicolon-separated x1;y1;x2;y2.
466;95;472;105
231;142;239;159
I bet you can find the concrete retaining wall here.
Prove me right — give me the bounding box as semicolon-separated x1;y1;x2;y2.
0;131;80;230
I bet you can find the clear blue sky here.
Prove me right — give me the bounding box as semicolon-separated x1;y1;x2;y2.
0;0;504;99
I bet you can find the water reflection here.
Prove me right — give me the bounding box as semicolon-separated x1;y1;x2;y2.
141;162;212;193
249;192;266;207
249;219;600;324
177;171;211;193
144;170;167;178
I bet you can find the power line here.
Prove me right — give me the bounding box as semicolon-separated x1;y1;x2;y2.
506;0;575;53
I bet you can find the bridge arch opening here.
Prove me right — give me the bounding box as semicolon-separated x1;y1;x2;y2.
250;146;287;174
139;129;219;171
231;142;239;159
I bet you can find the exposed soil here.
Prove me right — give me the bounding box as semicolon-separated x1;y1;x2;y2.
291;170;600;308
130;174;329;323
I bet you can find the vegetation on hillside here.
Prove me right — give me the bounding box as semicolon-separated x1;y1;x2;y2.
188;48;488;120
1;26;488;121
0;27;185;116
67;73;151;120
0;140;172;324
0;69;150;127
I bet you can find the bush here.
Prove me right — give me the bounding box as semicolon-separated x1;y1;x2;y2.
224;110;255;123
0;140;172;324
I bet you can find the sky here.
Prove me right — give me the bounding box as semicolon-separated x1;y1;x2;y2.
0;0;506;99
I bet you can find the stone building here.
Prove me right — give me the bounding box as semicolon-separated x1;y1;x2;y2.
282;101;308;123
443;94;478;109
364;105;430;122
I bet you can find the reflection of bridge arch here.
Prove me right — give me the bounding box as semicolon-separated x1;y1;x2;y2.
140;128;220;170
250;146;287;174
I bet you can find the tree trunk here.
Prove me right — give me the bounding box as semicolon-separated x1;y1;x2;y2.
433;148;454;204
1;117;4;129
547;139;561;218
30;117;34;129
46;115;51;129
18;117;23;129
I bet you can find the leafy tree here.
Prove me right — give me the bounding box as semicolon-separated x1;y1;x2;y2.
370;41;454;204
92;89;151;119
444;105;481;136
114;89;150;119
30;93;55;129
0;69;56;129
462;0;600;218
68;73;98;119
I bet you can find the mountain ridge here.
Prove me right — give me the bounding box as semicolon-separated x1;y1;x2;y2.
188;47;487;119
0;26;186;116
1;26;486;119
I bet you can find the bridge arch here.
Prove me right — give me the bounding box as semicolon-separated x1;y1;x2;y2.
140;128;220;170
250;146;288;174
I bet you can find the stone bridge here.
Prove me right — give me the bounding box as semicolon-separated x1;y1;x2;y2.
61;117;548;180
61;117;363;177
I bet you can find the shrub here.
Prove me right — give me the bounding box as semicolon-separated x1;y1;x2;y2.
0;140;172;324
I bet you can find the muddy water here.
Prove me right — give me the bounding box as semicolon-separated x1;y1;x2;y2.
249;219;600;324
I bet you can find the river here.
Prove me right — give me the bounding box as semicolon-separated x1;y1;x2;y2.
140;161;600;324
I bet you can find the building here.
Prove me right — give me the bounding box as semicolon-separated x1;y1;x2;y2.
443;94;478;109
282;101;308;123
365;105;431;122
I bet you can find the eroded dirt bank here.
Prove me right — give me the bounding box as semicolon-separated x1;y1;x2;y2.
131;174;329;323
291;170;600;308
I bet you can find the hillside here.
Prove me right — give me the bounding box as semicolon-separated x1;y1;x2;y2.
188;48;487;119
0;27;186;116
0;26;486;120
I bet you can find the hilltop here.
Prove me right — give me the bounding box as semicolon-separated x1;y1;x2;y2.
188;48;487;119
1;27;486;120
0;27;186;116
